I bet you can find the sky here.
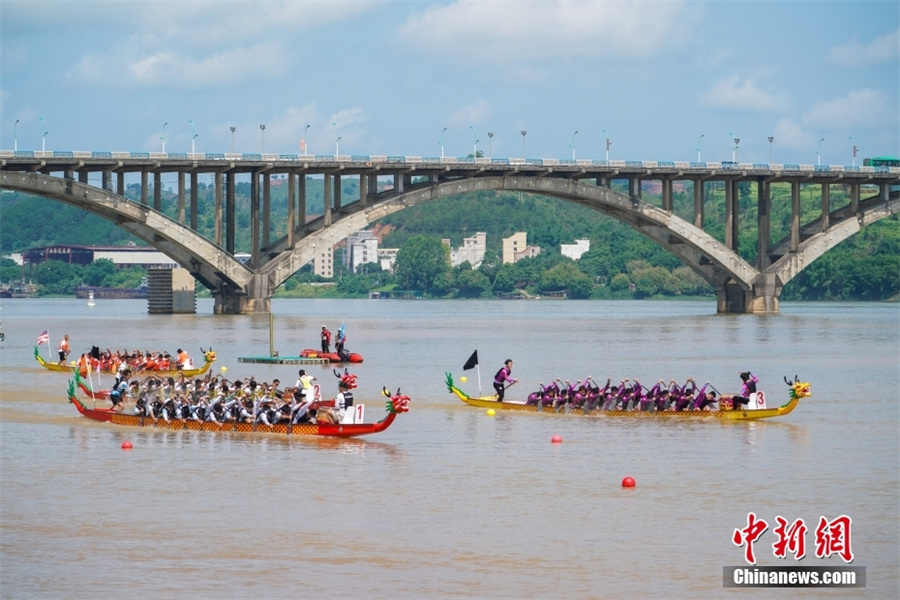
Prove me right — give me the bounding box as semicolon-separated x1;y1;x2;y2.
1;0;898;166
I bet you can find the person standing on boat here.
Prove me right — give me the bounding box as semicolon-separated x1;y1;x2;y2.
294;369;316;401
493;359;517;402
109;375;132;411
57;334;71;366
320;325;332;353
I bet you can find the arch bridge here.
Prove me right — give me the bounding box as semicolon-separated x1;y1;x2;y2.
1;151;897;314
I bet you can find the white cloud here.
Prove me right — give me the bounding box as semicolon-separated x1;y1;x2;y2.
446;99;492;128
702;74;789;112
772;118;813;152
51;2;379;89
802;89;896;130
70;41;287;89
398;0;696;61
828;29;899;66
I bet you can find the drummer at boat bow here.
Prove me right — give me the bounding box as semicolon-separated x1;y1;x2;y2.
493;359;517;402
58;334;70;365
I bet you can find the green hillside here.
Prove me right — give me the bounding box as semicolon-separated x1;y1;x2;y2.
1;177;896;301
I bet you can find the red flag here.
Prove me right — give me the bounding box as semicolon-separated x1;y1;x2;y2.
36;330;49;345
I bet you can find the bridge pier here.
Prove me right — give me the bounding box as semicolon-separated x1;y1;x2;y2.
213;289;270;314
717;273;781;314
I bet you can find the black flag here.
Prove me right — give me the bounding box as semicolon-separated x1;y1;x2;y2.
463;350;478;371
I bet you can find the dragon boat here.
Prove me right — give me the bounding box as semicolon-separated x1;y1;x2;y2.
299;349;364;364
445;373;811;421
35;346;216;378
66;380;409;438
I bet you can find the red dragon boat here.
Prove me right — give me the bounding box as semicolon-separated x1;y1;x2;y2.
66;380;409;438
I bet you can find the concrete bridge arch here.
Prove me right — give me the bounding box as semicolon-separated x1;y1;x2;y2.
4;170;897;314
265;175;897;313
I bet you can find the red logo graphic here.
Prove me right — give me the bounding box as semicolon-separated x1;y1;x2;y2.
734;513;853;564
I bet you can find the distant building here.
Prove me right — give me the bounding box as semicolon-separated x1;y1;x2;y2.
344;231;379;273
502;232;541;264
378;248;399;273
313;245;334;278
22;244;178;269
444;232;486;268
561;239;590;261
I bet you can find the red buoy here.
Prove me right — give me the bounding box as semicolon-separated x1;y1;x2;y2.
622;476;636;488
121;440;133;450
551;435;563;443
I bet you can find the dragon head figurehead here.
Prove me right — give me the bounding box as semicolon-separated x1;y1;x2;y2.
200;348;217;364
784;375;811;401
334;368;358;390
382;387;410;413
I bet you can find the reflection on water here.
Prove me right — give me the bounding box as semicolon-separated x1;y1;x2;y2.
1;298;898;599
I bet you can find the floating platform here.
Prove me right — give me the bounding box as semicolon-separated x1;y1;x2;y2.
238;356;329;365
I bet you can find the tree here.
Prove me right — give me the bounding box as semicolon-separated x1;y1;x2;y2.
538;261;594;298
83;259;117;286
610;273;631;292
31;260;83;295
456;269;492;298
492;263;518;293
393;236;451;294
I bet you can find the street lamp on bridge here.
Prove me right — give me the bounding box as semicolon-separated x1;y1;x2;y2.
230;127;236;153
603;129;610;161
570;130;578;160
520;130;527;158
488;132;494;159
440;127;447;159
336;136;342;156
259;124;266;154
161;122;168;153
14;119;19;152
728;133;740;162
304;124;310;155
850;136;857;167
697;133;705;162
189;120;197;155
40;117;47;152
816;138;825;165
469;126;478;158
768;136;774;163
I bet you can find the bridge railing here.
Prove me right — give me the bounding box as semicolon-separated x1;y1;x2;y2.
1;149;897;175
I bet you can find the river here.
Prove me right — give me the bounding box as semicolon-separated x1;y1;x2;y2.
1;298;897;599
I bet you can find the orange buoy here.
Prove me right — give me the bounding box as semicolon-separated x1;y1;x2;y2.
121;440;133;450
622;476;636;488
551;435;563;443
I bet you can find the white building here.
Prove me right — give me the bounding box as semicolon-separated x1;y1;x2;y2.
344;231;379;273
378;248;399;273
445;232;486;268
561;239;590;261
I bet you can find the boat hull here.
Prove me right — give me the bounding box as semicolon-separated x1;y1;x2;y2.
68;385;400;438
299;349;363;363
445;373;807;421
36;346;215;378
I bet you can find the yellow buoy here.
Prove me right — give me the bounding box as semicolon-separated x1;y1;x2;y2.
220;366;228;372
460;376;467;383
486;409;496;417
